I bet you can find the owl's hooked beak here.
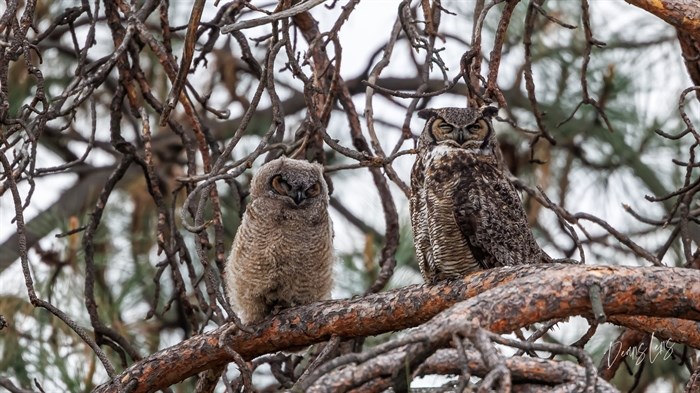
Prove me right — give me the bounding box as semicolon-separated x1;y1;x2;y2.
293;190;305;205
457;128;465;145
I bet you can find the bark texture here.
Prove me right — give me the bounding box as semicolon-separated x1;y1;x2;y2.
93;264;700;393
624;0;700;33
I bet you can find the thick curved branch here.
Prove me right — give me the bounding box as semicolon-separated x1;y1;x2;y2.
93;265;700;393
677;29;700;95
625;0;700;95
303;263;700;391
623;0;700;92
608;315;700;347
623;0;700;34
417;349;609;386
309;348;618;393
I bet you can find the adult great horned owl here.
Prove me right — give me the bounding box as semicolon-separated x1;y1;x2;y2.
225;157;334;324
410;106;551;282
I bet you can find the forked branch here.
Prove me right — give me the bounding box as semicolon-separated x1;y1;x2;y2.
93;265;700;393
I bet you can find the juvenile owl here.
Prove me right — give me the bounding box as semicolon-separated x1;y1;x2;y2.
225;157;334;324
410;106;552;282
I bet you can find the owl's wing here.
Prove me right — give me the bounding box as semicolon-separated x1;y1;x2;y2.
453;157;544;268
410;160;435;281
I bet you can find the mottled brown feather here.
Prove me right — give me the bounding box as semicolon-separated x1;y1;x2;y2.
410;106;550;282
225;157;334;324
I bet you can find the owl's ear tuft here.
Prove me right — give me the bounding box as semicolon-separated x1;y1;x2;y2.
480;106;499;118
417;108;437;119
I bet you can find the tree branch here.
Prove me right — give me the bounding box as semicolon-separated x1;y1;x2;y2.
93;265;700;393
309;348;618;392
623;0;700;34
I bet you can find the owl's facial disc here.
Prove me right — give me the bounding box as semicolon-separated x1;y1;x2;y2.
270;175;321;206
431;118;490;147
430;119;458;145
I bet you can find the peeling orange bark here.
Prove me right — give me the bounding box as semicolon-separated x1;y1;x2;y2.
608;316;700;348
625;1;700;91
312;348;619;392
93;265;700;393
624;0;700;33
419;349;587;383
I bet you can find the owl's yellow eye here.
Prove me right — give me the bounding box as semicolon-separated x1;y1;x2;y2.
270;175;290;195
306;182;322;198
467;123;482;133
